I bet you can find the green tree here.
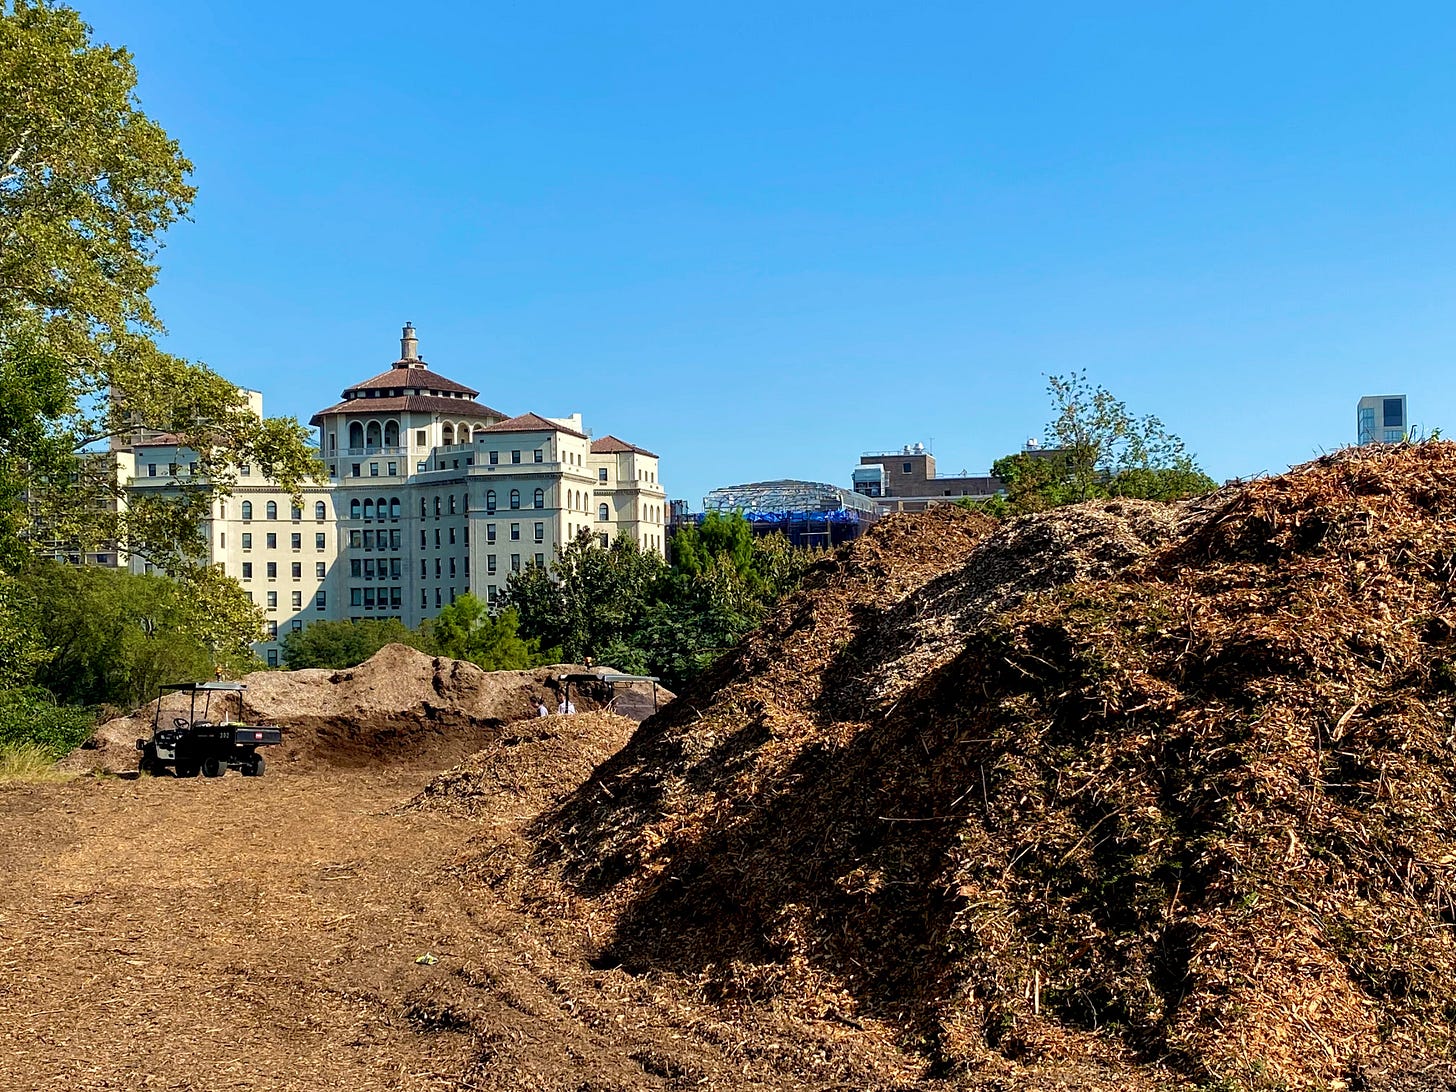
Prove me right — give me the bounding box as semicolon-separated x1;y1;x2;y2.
278;617;428;671
981;372;1216;515
0;1;321;573
427;596;539;670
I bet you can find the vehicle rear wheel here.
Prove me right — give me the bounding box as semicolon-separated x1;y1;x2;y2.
138;743;159;775
241;754;265;778
202;757;224;778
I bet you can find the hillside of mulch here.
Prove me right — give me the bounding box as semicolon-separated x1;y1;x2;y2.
67;645;641;773
538;445;1456;1090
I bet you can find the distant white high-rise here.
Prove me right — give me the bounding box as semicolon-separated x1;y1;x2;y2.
1357;395;1407;445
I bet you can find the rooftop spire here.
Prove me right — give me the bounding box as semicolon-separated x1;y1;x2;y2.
400;321;419;363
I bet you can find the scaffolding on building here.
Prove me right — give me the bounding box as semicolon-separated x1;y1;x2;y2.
698;480;877;550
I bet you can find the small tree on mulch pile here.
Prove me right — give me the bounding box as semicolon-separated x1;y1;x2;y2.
536;443;1456;1090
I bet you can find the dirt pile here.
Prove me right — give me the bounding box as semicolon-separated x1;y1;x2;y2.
539;445;1456;1089
407;712;639;818
70;645;638;773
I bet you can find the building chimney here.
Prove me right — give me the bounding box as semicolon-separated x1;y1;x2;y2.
400;322;419;362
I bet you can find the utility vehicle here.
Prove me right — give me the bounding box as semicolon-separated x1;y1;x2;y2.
136;681;282;778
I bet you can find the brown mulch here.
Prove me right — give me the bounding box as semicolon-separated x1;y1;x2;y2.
537;445;1456;1090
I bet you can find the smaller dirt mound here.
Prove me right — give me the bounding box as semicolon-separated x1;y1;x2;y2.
67;646;638;773
407;712;638;818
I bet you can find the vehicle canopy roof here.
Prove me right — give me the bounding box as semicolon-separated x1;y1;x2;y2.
158;681;247;693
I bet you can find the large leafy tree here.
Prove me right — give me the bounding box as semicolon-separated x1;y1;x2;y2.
981;371;1216;515
0;1;320;572
278;617;429;671
427;596;539;671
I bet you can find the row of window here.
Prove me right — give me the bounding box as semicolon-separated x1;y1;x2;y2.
236;500;329;521
352;558;403;580
235;532;325;551
249;591;325;612
241;561;328;580
348;529;403;550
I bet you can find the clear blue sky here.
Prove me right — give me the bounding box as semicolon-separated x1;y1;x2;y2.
80;1;1456;505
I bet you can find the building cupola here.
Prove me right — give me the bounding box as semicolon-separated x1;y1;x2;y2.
399;322;421;366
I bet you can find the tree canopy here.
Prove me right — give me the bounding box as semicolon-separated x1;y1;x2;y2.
978;371;1216;515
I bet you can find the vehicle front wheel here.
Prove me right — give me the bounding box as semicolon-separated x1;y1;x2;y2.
241;755;265;778
202;757;224;778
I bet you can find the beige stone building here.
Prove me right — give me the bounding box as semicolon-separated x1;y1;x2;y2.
117;325;667;664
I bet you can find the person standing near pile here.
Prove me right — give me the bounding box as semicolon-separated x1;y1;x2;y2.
532;697;550;718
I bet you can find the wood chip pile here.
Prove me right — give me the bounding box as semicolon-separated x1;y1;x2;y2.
537;444;1456;1089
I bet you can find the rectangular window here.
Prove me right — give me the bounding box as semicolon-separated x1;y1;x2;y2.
434;529;440;547
534;450;543;463
390;530;401;548
1384;428;1402;442
420;529;427;548
417;462;426;472
416;430;426;447
487;524;496;543
364;588;376;608
267;649;278;667
292;591;302;609
315;591;326;610
534;522;544;543
351;464;360;477
511;450;521;464
266;621;277;640
534;553;545;569
449;558;457;577
363;530;374;549
266;591;278;608
242;533;252;550
266;562;277;579
421;588;428;608
240;464;251;477
489;450;499;465
316;562;326;578
350;587;363;606
266;533;277;549
242;562;253;579
511;523;520;540
434;558;441;578
488;555;496;574
291;533;301;550
148;464;157;477
316;533;326;550
1384;397;1404;427
449;527;456;544
291;620;302;633
291;562;301;579
390;587;401;608
435;588;442;608
487;584;497;602
511;554;521;572
364;559;376;579
598;467;607;482
420;559;427;577
388;462;397;476
370;463;379;476
351;559;362;578
390;558;401;579
220;533;226;549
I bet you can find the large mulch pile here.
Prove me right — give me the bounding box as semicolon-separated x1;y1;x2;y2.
537;444;1456;1090
68;645;642;773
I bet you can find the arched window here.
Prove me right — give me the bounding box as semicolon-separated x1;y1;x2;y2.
266;501;278;520
448;494;456;515
462;493;469;513
363;499;374;520
533;488;544;509
383;420;399;447
509;489;520;509
433;496;441;517
365;421;382;450
598;503;609;522
315;501;326;520
442;423;455;446
291;504;302;521
377;497;387;519
486;490;496;513
389;497;401;519
241;501;253;520
420;497;427;518
348;422;363;450
350;499;361;520
458;422;471;444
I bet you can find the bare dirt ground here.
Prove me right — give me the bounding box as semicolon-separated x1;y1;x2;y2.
0;755;976;1092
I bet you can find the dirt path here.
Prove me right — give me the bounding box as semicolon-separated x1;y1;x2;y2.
0;766;931;1092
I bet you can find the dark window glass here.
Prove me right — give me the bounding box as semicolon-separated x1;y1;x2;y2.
1384;398;1404;427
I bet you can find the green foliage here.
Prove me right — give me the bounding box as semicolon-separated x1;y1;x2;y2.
427;596;540;671
0;687;93;760
279;617;428;671
17;559;261;709
504;526;813;691
0;1;323;570
983;372;1217;516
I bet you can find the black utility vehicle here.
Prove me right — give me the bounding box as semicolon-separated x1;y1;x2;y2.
136;681;282;778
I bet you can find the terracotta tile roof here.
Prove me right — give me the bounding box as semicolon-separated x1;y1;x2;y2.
345;362;478;397
591;434;659;458
481;412;588;440
309;395;507;426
